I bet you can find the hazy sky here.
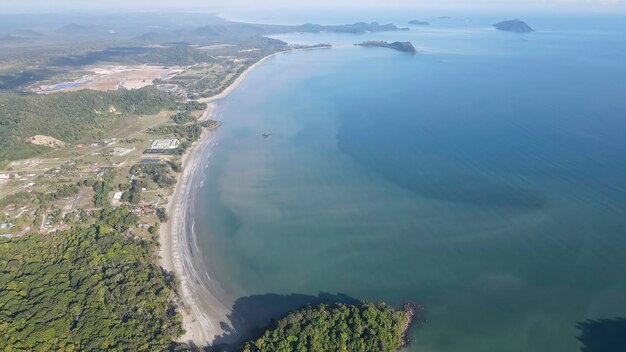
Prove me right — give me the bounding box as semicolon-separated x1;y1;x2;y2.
1;0;625;13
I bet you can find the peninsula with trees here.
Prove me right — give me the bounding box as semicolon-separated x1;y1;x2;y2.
242;303;417;352
356;41;417;53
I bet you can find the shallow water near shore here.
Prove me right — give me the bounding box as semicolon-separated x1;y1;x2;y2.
193;13;626;351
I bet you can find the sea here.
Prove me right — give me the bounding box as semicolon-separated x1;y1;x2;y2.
192;10;626;351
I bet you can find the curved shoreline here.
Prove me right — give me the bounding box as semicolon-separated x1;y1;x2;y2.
160;47;327;346
198;50;292;104
161;126;233;345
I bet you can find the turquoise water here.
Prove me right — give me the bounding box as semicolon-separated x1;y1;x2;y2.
195;14;626;351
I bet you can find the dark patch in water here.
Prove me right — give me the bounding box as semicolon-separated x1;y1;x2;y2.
199;156;243;240
211;292;360;347
577;318;626;352
336;121;548;210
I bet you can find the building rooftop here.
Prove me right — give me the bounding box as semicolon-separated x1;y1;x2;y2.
150;139;180;150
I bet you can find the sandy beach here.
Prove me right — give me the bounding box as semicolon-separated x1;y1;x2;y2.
160;51;289;346
160;46;333;347
197;51;284;105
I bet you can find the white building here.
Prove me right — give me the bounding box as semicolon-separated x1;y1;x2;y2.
150;139;180;150
112;147;134;156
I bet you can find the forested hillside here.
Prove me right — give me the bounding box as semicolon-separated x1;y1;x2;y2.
242;302;412;352
140;46;214;66
0;86;175;164
0;226;182;351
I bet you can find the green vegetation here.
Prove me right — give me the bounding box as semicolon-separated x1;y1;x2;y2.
156;207;169;223
0;14;421;352
179;101;207;112
242;302;411;352
130;163;176;188
141;46;214;66
35;183;80;204
147;123;203;141
356;41;417;53
171;112;194;125
0;226;182;351
91;168;116;208
96;205;139;232
0;86;175;164
0;192;32;209
122;179;144;204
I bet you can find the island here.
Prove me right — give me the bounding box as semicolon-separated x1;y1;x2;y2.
493;19;534;33
356;41;417;53
409;20;430;26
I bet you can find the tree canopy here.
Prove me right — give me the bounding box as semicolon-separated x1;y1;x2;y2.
0;227;182;351
241;302;410;352
0;86;175;163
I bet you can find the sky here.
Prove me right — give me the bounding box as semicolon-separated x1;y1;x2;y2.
1;0;625;13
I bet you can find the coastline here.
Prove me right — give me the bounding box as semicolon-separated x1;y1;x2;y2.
197;48;304;105
160;48;321;346
160;126;232;345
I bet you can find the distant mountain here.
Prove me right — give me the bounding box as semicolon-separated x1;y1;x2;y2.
138;21;409;44
298;22;409;34
408;20;430;26
493;19;534;33
11;29;43;37
0;29;43;42
57;23;92;33
56;23;114;35
0;35;22;42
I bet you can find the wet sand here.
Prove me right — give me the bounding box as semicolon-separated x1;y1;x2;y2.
160;52;287;346
160;46;332;347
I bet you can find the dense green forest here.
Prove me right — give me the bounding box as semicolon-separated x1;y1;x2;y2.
0;86;175;164
179;101;207;112
140;46;214;66
171;112;195;125
241;303;411;352
0;226;182;351
0;230;413;352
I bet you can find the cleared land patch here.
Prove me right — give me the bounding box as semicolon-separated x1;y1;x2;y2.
34;65;183;93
